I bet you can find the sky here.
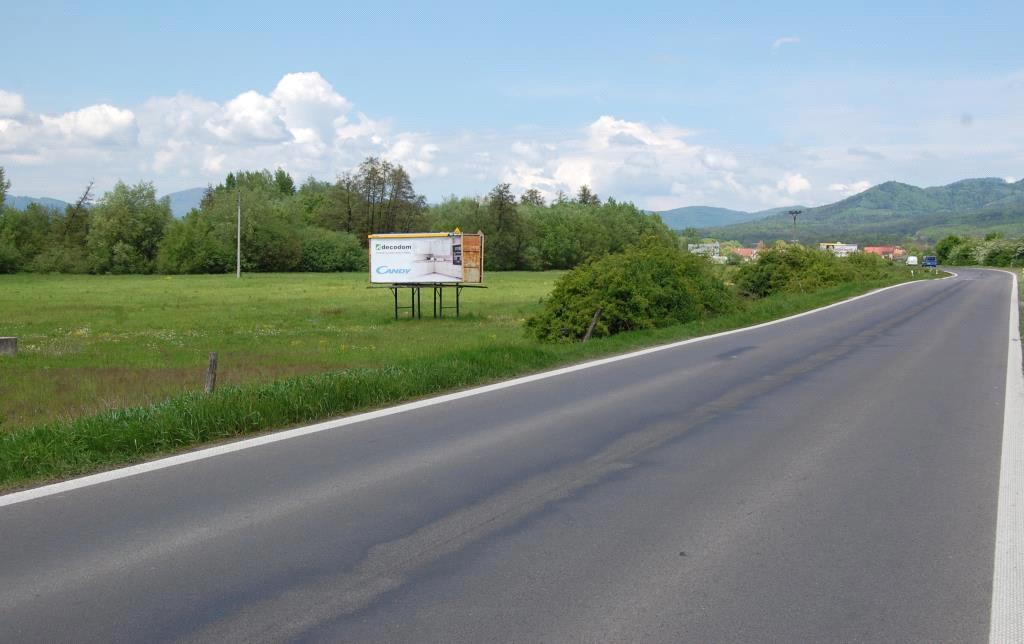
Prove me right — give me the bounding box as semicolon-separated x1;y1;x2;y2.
1;0;1022;211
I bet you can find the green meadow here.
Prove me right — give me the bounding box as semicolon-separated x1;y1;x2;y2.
0;272;557;430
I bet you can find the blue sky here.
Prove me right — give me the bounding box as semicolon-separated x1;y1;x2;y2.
1;0;1022;210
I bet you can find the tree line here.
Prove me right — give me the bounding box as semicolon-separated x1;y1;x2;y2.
934;233;1024;266
0;159;672;274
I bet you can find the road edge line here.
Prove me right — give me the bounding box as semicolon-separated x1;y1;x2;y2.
0;273;955;508
990;268;1024;642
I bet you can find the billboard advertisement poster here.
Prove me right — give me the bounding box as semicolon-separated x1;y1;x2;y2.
369;233;463;283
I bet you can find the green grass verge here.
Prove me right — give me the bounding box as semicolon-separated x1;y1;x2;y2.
0;272;933;490
1017;269;1023;349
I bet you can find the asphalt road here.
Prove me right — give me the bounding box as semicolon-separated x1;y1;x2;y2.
0;268;1015;643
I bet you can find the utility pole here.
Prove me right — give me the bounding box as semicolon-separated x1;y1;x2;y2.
236;189;241;279
788;209;803;244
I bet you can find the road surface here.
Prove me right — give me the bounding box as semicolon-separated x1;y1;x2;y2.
1;268;1019;642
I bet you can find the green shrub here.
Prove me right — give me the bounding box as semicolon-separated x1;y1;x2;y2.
735;246;850;297
0;240;22;273
975;239;1023;266
156;215;234;274
299;228;366;272
947;239;979;265
736;246;907;297
843;251;890;279
525;237;735;341
935;235;962;263
28;246;91;273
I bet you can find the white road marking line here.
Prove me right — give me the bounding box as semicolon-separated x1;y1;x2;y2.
0;273;956;509
991;269;1024;642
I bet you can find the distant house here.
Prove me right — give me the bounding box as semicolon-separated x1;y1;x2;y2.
819;242;859;257
733;248;758;261
863;246;906;260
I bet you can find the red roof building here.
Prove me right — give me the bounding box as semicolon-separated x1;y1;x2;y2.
863;246;906;260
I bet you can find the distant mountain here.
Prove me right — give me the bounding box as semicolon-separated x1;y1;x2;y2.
705;178;1024;244
164;187;206;217
655;204;804;229
4;195;69;211
5;189;206;217
656;206;752;229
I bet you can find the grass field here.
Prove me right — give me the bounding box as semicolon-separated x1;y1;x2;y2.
0;268;932;488
0;272;558;430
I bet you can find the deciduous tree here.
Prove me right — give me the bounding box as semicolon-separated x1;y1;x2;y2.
87;182;173;274
576;185;600;206
521;188;546;207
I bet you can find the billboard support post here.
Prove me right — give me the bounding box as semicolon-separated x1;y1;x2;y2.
433;284;466;317
389;285;424;320
375;282;484;319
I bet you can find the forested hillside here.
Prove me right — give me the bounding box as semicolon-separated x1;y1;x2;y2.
656;205;802;229
705;178;1024;244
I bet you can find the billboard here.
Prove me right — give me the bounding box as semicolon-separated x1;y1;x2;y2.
368;232;484;284
819;242;859;257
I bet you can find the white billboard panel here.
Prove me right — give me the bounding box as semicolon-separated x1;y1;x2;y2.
369;234;464;283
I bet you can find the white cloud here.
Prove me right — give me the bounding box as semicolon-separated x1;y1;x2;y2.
3;68;1023;212
336;112;387;143
503;162;562;197
511;140;543;161
202;149;227;174
0;73;435;198
498;115;717;206
139;94;218;141
588;115;695;148
551;157;594;191
1005;176;1018;183
0;90;26;118
271;71;351;145
772;36;800;51
829;180;872;196
777;173;810;194
385;134;442;175
0;118;33;153
702;152;738;170
205;91;289;144
40;104;137;145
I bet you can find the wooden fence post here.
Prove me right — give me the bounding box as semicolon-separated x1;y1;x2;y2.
0;337;16;356
204;352;218;393
582;307;604;343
